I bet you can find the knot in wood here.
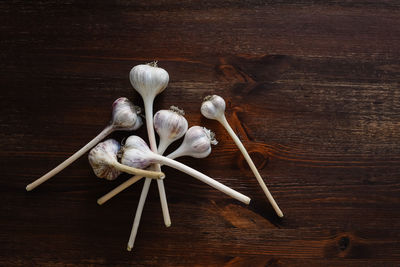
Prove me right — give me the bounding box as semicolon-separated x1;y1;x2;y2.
236;146;269;171
339;236;350;251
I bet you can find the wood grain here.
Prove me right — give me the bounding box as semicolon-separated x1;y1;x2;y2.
1;1;399;266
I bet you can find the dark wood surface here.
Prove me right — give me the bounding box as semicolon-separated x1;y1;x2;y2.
1;1;400;266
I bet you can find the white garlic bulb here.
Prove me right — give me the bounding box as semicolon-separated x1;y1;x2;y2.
129;62;169;101
111;97;143;130
123;135;152;152
167;126;217;159
89;139;122;180
200;95;226;121
154;106;188;154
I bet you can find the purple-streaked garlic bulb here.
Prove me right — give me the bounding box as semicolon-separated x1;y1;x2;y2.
89;139;121;180
120;136;153;169
111;97;143;130
154;106;188;154
167;126;217;159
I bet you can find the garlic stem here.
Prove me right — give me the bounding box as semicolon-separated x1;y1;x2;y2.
153;154;251;205
219;116;283;218
127;177;151;251
97;174;142;205
26;125;114;191
156;139;170;157
144;100;171;227
155;144;170;228
112;161;164;179
164;148;184;160
144;100;158;152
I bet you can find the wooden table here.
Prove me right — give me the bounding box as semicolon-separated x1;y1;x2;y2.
1;1;399;266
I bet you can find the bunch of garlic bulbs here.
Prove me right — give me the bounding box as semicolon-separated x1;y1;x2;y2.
26;62;283;251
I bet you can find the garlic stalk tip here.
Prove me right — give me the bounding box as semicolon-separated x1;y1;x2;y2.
203;127;218;145
203;95;214;102
147;61;158;67
169;105;185;115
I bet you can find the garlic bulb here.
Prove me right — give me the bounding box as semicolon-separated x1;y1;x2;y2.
200;95;226;121
129;62;169;101
89;139;122;180
111;97;143;130
154;106;188;154
123;134;151;152
167;126;217;159
121;147;153;170
88;139;164;180
201;94;284;218
26;97;143;191
120;136;153;169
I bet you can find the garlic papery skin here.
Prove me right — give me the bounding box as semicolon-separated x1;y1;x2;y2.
167;126;217;159
88;139;165;180
89;139;122;180
200;95;226;121
120;136;251;205
200;94;284;218
123;135;152;152
120;146;153;170
120;136;157;169
26;97;143;191
129;62;169;101
154;106;188;154
111;97;143;131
